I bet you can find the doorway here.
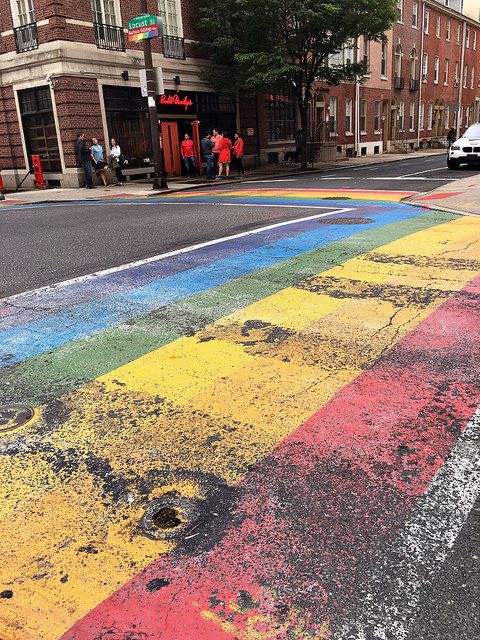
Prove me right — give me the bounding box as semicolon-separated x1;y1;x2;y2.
161;121;181;176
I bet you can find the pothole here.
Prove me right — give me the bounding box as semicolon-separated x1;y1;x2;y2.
0;405;36;433
151;506;182;530
140;496;196;540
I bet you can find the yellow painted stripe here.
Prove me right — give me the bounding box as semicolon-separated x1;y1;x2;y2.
1;217;480;639
165;189;415;202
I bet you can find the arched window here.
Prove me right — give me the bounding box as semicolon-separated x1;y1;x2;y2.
410;47;417;78
395;44;403;78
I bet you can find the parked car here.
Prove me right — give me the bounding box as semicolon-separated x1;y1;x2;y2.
447;123;480;169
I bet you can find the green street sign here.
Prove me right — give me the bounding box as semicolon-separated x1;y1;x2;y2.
128;14;163;42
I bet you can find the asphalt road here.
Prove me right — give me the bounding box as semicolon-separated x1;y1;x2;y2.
0;152;476;297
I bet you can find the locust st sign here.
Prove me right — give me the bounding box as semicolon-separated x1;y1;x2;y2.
128;14;163;42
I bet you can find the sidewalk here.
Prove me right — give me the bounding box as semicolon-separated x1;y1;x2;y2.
0;149;445;206
406;172;480;217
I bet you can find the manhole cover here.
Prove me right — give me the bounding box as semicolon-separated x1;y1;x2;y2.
140;497;194;540
319;217;374;225
0;404;35;433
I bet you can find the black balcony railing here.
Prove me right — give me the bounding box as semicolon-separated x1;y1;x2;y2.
14;22;39;53
94;23;125;51
394;75;405;90
163;35;185;59
409;77;420;91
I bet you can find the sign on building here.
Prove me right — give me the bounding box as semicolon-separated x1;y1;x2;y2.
128;14;163;42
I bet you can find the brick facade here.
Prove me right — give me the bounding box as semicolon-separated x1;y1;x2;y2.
0;0;479;188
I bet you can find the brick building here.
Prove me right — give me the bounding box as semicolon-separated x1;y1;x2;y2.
0;0;479;188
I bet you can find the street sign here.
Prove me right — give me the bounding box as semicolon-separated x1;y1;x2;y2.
128;14;163;42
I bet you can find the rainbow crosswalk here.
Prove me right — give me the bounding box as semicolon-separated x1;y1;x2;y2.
0;190;479;640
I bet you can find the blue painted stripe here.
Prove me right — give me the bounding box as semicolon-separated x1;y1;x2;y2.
0;205;422;367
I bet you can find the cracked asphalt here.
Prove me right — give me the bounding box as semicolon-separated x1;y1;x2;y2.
0;162;479;639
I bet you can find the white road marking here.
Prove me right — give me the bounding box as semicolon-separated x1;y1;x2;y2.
398;166;446;177
1;206;353;303
248;179;298;183
335;406;480;640
371;177;448;181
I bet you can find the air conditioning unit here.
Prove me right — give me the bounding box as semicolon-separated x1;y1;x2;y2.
454;78;459;87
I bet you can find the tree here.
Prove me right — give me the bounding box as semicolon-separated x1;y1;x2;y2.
198;0;396;168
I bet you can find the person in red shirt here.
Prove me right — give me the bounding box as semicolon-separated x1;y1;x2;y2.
180;133;196;178
216;132;233;179
233;132;245;177
211;128;223;176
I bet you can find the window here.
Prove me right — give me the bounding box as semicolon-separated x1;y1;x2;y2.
11;0;35;26
459;105;463;127
395;44;403;77
409;103;415;131
444;58;449;85
424;8;429;34
398;102;404;130
396;0;403;22
158;0;182;37
464;64;468;88
412;1;418;28
455;61;459;84
18;86;61;172
434;56;439;84
466;27;470;48
427;103;433;130
422;53;428;81
363;39;370;65
91;0;119;26
456;24;461;45
381;43;388;77
374;101;381;132
410;47;417;78
436;16;441;38
446;19;451;41
360;100;367;133
419;102;425;130
445;106;450;128
266;92;296;141
329;97;337;134
471;67;475;89
345;98;352;133
474;32;477;51
344;39;354;66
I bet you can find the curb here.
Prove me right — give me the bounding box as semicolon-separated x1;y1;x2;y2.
1;151;447;206
403;199;480;218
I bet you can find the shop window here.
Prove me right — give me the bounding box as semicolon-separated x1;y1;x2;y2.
104;86;151;168
266;92;296;141
18;86;61;173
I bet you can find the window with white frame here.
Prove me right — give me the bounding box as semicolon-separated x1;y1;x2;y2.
10;0;36;26
396;0;403;22
410;47;417;78
345;98;352;133
329;97;337;134
374;101;381;132
363;38;370;65
459;105;463;127
445;106;450;128
427;103;433;130
466;27;470;48
436;16;440;38
398;102;404;131
360;100;367;132
464;64;468;88
158;0;182;37
456;24;461;44
471;67;475;89
434;56;439;84
412;1;418;28
409;103;415;130
446;19;451;41
419;102;425;130
455;61;459;83
422;53;428;81
474;31;477;51
444;58;449;85
395;44;402;77
91;0;120;26
424;8;429;34
381;42;388;77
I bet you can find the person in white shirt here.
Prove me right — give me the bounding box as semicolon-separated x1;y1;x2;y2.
108;138;125;186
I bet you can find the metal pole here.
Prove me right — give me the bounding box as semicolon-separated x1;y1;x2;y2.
140;0;168;190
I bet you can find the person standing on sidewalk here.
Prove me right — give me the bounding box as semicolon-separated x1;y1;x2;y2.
447;128;456;148
216;132;232;180
211;129;223;177
233;132;245;177
76;133;94;189
201;132;215;179
90;138;107;186
108;138;125;186
180;133;196;178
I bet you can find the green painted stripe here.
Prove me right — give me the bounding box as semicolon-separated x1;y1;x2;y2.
0;211;455;407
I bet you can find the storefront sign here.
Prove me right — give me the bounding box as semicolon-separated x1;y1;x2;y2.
159;93;194;112
128;14;163;42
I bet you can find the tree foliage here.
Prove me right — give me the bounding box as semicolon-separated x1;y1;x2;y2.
198;0;396;166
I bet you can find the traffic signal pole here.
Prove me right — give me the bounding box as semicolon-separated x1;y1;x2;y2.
140;0;168;190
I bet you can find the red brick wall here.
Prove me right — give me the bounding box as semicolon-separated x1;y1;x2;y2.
0;85;25;170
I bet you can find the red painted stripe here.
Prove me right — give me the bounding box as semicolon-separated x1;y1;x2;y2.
63;276;480;639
